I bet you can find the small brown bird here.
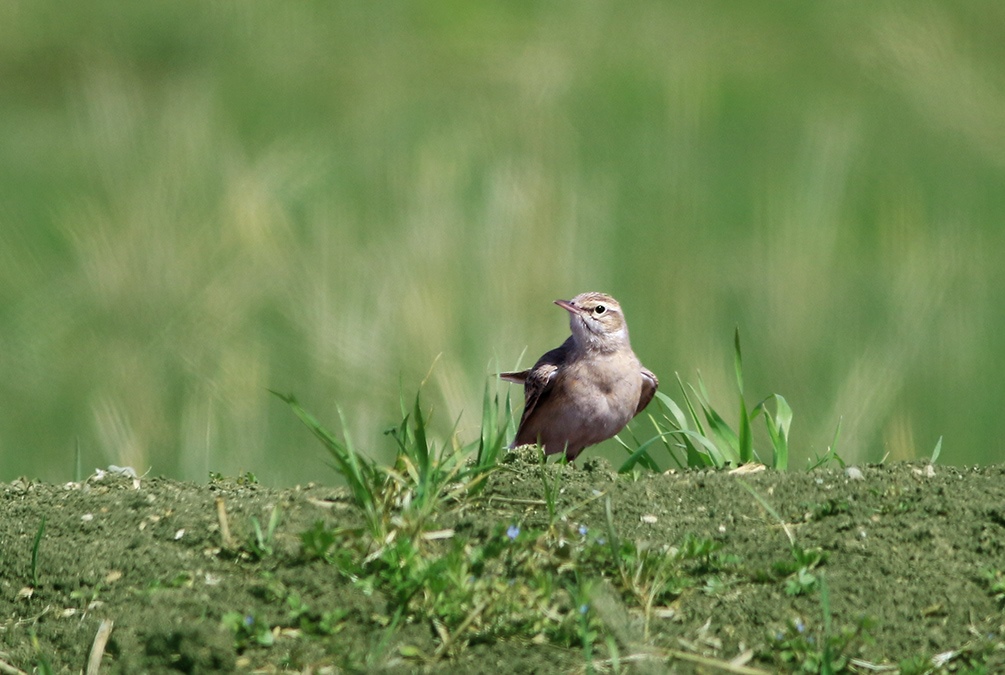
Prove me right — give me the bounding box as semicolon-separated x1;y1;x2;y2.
501;292;658;461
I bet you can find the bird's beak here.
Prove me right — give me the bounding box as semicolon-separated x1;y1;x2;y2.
554;299;579;314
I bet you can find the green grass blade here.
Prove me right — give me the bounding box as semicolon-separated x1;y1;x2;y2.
411;392;431;492
267;504;282;540
820;568;832;635
31;515;46;587
733;328;754;463
476;380;510;472
737;392;753;464
398;376;409;420
683;437;711;468
752;393;792;470
655;391;682;419
646;409;686;470
807;417;845;470
674;373;706;437
829;417;842;457
269;390;378;522
477;380;496;467
613;429;660;472
652;391;715;468
504;386;516;439
738;478;795;547
692;371;741;461
930;436;943;464
695;397;740;464
733;326;744;395
653;390;724;468
617;430;671;473
673;428;727;467
390;414;412;456
467;380;511;494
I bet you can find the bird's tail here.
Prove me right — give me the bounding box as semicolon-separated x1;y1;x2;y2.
499;370;529;384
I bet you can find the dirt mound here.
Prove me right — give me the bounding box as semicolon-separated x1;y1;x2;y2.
2;460;1004;673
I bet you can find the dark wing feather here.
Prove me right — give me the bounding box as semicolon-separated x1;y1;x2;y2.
516;363;559;435
503;337;573;441
634;367;659;416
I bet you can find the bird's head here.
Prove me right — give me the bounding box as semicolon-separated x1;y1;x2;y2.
555;292;630;352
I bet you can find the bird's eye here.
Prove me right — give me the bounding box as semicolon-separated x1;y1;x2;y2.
594;305;606;315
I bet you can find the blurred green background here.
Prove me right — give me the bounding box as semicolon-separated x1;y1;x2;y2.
2;3;1003;484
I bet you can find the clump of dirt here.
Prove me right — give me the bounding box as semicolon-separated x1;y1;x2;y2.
2;460;1005;673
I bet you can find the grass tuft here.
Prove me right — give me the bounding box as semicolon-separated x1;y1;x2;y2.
274;380;753;664
248;505;282;560
622;329;800;473
270;390;385;537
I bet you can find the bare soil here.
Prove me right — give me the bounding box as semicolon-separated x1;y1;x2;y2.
2;459;1005;673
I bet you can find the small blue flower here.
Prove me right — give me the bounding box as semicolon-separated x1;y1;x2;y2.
579;604;589;615
795;619;805;633
244;615;254;627
597;537;606;546
506;525;520;540
578;525;588;536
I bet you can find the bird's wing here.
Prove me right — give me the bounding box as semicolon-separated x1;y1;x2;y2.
511;337;573;436
518;362;559;431
634;367;659;416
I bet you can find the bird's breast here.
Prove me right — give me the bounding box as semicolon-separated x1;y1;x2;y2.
561;355;642;424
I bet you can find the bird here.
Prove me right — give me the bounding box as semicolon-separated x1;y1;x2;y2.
500;292;658;461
